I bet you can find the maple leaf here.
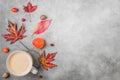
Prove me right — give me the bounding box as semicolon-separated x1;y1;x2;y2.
39;51;57;70
33;20;51;35
23;2;37;13
23;2;37;22
2;21;26;44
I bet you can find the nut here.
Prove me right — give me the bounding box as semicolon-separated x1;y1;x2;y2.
40;15;47;20
2;48;9;53
2;73;10;79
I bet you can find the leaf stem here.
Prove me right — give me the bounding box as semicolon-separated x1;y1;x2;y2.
29;13;31;22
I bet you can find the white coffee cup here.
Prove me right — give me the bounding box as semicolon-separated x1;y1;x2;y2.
6;50;38;76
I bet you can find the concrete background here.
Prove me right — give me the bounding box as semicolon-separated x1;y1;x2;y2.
1;0;120;80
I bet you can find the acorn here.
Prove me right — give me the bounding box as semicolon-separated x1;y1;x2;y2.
2;73;10;79
40;15;47;20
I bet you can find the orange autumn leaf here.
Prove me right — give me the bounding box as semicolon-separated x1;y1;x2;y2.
39;51;57;70
2;21;26;44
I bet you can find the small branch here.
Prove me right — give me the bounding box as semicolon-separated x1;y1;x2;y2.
19;40;30;50
29;13;31;22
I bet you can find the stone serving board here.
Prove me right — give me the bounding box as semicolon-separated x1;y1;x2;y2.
1;0;120;80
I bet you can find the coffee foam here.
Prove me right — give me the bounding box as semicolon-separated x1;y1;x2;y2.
6;51;33;76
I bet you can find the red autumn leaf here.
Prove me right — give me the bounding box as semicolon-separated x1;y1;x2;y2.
23;2;37;13
2;21;26;44
39;51;57;70
33;20;51;35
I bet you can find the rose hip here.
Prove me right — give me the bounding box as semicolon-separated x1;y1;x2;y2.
2;48;9;53
11;8;19;13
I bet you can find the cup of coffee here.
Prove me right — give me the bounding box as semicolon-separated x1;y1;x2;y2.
6;50;38;76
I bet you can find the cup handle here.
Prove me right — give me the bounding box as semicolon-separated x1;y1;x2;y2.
30;66;38;74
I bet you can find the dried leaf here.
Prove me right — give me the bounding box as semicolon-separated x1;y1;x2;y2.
39;51;57;70
2;21;26;44
18;24;26;36
7;21;17;35
33;20;51;35
23;2;37;13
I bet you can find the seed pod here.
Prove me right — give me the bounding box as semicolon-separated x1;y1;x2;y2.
40;15;47;20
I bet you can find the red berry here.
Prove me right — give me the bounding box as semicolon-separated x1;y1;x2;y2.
21;18;26;22
38;75;43;78
50;43;55;46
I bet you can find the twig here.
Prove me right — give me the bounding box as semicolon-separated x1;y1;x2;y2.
19;40;30;50
29;13;31;22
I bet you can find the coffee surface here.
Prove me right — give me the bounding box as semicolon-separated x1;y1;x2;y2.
8;52;32;74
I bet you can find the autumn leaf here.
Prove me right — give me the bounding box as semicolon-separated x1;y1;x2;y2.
39;51;57;70
23;2;37;22
23;2;37;13
7;21;17;35
33;20;51;35
2;21;26;44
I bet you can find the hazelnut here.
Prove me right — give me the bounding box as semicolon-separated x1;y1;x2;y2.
11;8;19;13
2;48;9;53
2;73;10;79
40;15;47;20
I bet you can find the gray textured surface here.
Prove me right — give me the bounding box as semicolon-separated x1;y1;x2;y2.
1;0;120;80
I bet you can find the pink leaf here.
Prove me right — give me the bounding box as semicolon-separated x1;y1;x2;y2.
33;20;51;35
